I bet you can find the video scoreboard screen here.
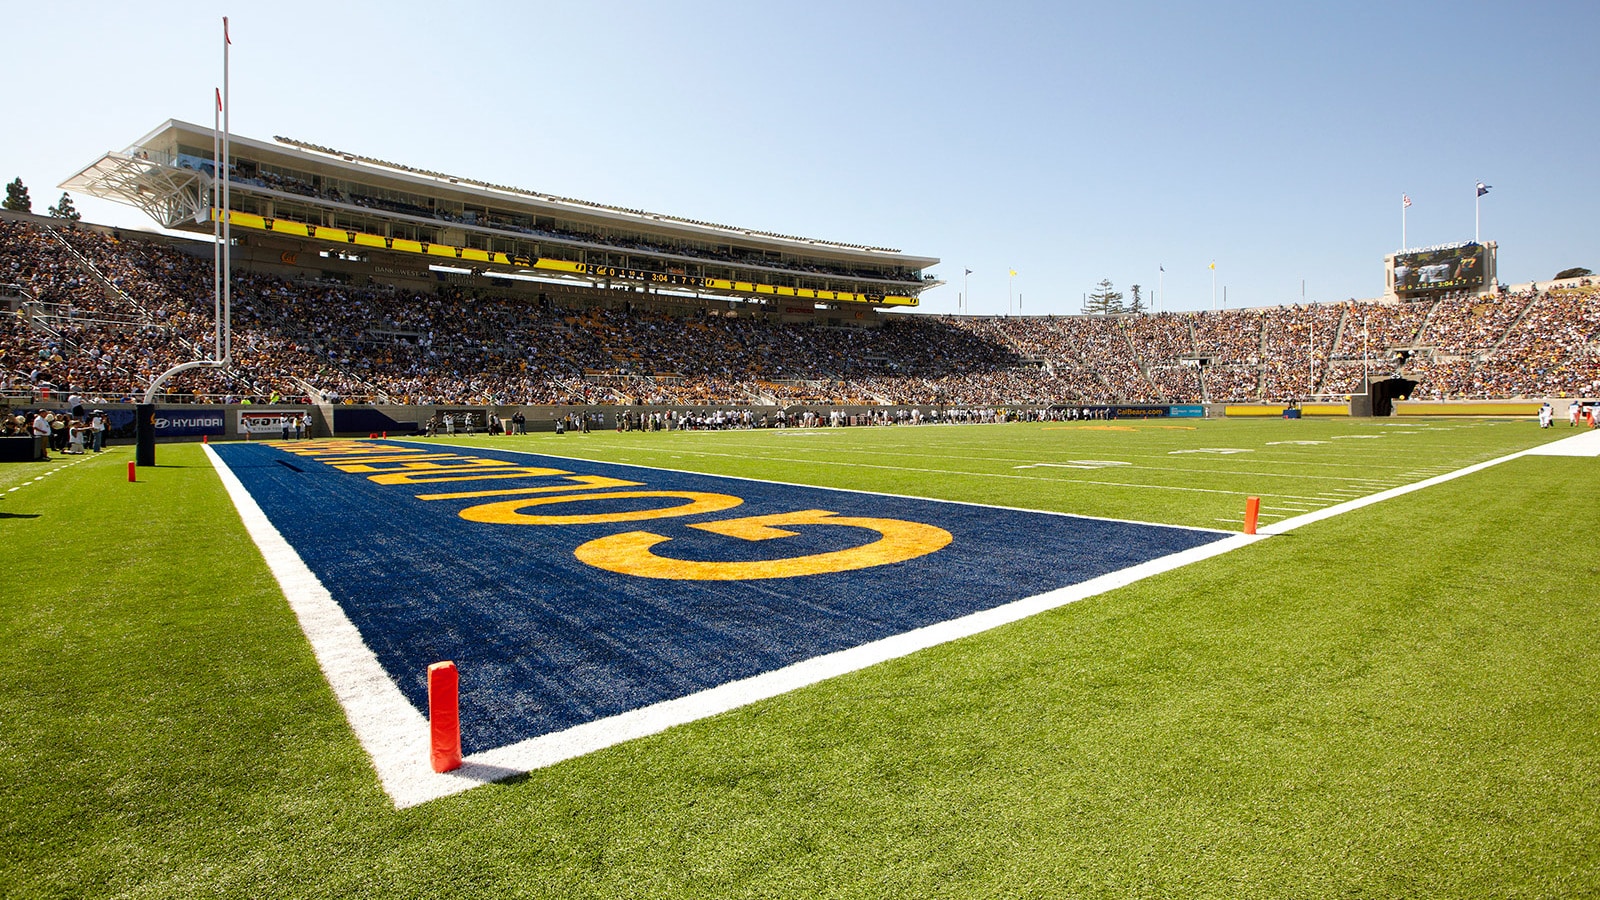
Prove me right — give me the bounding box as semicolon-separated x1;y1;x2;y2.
1392;243;1486;294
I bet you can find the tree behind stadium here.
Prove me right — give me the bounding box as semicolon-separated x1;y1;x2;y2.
48;192;81;221
1084;279;1125;315
3;178;31;212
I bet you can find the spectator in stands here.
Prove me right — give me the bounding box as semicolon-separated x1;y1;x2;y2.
3;217;1598;410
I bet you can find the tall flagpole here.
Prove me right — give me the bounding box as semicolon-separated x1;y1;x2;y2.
1008;269;1016;316
963;268;971;314
1401;193;1409;250
222;16;232;363
213;88;222;361
1475;183;1491;242
1305;280;1314;391
1157;266;1164;312
1210;262;1216;311
137;15;235;420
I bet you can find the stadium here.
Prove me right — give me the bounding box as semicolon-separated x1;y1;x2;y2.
1;118;1594;422
4;13;1600;897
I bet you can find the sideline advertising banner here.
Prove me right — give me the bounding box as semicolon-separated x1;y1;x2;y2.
155;408;225;437
239;410;305;436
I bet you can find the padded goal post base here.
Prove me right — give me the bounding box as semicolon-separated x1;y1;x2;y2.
428;661;462;773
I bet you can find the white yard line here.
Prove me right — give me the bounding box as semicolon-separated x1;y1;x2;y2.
1258;444;1546;535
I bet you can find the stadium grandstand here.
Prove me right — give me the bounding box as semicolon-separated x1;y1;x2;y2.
0;122;1596;434
62;120;937;310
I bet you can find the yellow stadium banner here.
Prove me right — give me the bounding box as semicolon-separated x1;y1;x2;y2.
1225;404;1350;417
213;209;915;306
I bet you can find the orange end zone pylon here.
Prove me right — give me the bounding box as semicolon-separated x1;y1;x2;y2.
428;661;463;773
1244;496;1261;535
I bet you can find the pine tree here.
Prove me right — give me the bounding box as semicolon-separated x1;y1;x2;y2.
1083;279;1125;315
48;192;81;221
3;178;31;212
1128;284;1146;314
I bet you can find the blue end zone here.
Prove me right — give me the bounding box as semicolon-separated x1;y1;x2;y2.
216;441;1228;755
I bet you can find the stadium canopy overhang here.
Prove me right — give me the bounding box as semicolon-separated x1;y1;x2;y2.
63;120;940;308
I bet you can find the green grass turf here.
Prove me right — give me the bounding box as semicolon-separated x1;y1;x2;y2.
2;419;1596;897
427;416;1565;528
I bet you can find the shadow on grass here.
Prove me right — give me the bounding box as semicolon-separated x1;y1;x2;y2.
0;512;41;519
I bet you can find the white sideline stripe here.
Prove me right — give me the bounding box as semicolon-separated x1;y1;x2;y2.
207;434;1564;809
204;445;454;809
1524;428;1600;456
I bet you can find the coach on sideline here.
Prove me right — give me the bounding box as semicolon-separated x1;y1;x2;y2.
31;410;52;460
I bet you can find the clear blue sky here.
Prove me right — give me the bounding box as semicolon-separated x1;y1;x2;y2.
5;1;1595;314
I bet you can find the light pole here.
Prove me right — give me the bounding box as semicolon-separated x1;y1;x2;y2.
1306;279;1312;396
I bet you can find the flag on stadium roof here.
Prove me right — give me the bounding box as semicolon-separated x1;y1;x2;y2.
964;268;972;275
1477;182;1491;196
1208;262;1216;270
1009;269;1017;277
1403;194;1411;208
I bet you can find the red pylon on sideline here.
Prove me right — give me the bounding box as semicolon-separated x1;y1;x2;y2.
127;461;136;483
202;434;208;444
1244;496;1261;535
428;661;462;773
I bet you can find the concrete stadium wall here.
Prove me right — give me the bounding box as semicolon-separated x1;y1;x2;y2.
1394;401;1544;417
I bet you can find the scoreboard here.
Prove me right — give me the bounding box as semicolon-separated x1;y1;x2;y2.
1387;241;1495;298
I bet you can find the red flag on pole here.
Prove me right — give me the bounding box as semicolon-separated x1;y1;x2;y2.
216;88;223;112
224;17;231;44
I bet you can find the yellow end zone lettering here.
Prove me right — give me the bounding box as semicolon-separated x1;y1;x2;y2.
416;475;644;500
324;454;473;468
572;509;953;580
368;464;573;485
457;491;743;525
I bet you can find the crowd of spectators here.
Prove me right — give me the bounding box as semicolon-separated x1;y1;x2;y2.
4;218;1598;409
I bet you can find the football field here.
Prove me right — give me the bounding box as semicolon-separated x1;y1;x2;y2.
3;416;1597;897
